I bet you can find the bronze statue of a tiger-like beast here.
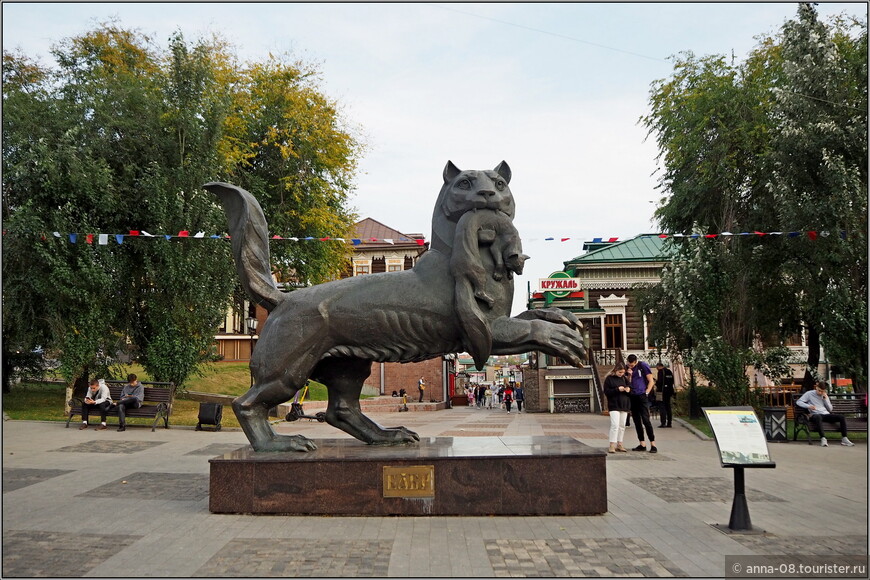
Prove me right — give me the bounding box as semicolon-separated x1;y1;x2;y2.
205;161;586;452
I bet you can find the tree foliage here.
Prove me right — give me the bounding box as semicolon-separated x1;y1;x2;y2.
3;22;362;390
639;4;867;401
224;57;361;284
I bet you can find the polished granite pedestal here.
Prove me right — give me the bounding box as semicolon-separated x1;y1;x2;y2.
209;436;606;516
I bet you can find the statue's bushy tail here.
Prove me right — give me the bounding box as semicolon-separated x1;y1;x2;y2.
204;182;284;312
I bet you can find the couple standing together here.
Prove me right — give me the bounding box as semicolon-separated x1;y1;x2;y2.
604;355;658;454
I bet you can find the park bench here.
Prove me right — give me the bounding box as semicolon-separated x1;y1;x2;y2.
66;381;176;431
792;397;867;444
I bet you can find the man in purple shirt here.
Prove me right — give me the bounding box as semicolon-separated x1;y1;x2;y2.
626;354;657;453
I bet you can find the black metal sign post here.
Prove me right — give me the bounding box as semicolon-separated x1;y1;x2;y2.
703;407;776;534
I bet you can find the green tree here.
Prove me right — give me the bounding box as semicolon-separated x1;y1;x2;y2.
222;57;361;284
640;49;781;405
765;4;868;390
639;5;867;402
2;23;363;391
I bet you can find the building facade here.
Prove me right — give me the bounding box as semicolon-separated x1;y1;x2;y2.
522;236;672;414
523;235;822;413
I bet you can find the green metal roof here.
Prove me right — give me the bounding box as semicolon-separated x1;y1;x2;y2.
565;235;675;267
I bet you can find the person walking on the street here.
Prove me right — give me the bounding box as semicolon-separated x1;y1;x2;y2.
115;373;144;432
656;363;675;428
796;381;856;447
626;354;657;453
514;385;525;412
476;384;486;408
604;363;631;453
503;385;514;413
80;378;113;430
418;377;426;403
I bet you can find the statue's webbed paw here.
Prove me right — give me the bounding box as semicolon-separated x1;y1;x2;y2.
516;307;582;330
252;434;318;453
370;426;420;445
542;323;587;366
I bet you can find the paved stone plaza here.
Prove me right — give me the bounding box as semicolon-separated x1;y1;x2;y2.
2;407;867;577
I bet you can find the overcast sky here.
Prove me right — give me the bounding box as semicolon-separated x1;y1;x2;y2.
4;2;867;315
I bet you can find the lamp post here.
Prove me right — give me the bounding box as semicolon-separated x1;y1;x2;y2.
245;315;258;387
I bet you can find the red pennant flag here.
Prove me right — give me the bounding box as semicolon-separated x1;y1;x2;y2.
807;231;818;240
659;234;668;238
561;237;570;242
416;239;425;246
755;231;767;236
129;230;140;236
178;230;189;237
705;234;717;238
272;235;283;239
608;237;618;242
319;237;330;241
86;234;94;244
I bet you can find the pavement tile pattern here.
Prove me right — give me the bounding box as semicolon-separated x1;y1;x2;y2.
606;452;675;461
440;430;505;437
3;468;75;492
540;424;599;430
486;537;687;577
193;539;392;577
3;409;866;578
75;472;209;501
51;440;166;454
731;534;869;556
628;476;785;503
2;530;141;577
545;430;608;439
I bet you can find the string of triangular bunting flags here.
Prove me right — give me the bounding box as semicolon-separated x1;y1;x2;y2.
1;230;426;246
534;231;848;242
3;229;849;245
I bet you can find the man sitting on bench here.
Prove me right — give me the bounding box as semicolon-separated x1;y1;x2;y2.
796;381;855;447
115;373;144;432
80;378;112;430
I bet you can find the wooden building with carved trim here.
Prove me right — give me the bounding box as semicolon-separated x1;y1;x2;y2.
522;235;674;413
522;234;824;413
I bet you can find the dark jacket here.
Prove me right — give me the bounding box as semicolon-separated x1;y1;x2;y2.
604;374;631;412
656;367;675;397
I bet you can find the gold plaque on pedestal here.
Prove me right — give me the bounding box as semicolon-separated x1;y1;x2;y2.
383;465;435;498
